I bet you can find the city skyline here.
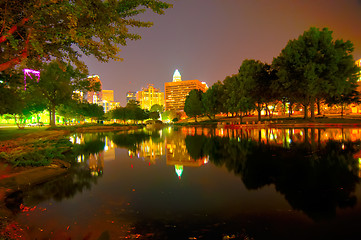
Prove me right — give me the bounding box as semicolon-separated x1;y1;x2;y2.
82;0;361;106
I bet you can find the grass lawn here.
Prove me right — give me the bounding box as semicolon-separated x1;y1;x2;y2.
0;127;47;141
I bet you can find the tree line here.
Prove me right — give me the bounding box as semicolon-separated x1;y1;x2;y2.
185;27;361;122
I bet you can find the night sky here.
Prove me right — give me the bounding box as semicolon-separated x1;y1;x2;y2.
83;0;361;106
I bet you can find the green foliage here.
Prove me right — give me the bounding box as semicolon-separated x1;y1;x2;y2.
272;27;360;120
79;102;105;120
149;111;160;120
162;110;178;122
28;61;86;126
222;69;256;121
202;82;224;120
150;104;164;113
110;101;149;123
0;0;172;72
1;137;73;167
184;89;204;122
238;60;276;121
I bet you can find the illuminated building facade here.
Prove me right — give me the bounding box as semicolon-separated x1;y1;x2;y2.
137;84;164;110
102;90;114;102
126;91;137;103
165;69;208;112
86;75;103;104
100;90;120;113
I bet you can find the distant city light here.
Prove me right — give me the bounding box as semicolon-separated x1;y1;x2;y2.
23;68;40;90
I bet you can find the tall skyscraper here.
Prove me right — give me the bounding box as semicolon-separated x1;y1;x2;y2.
137;84;164;110
165;69;208;112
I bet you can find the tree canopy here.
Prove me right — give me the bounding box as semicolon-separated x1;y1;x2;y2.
184;89;204;122
0;0;172;72
273;27;360;120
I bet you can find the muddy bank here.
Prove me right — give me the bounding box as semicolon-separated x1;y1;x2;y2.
0;159;70;198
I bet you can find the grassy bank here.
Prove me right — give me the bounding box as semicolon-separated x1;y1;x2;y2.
0;123;143;167
0;127;48;141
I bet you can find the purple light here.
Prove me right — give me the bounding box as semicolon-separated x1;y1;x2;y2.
23;68;40;90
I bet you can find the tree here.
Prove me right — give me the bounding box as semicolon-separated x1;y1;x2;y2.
0;70;48;128
149;111;160;120
0;0;172;72
222;75;239;116
57;99;81;125
325;89;360;117
111;107;128;124
202;82;224;120
149;104;163;120
238;59;275;122
80;102;104;122
161;110;178;122
29;61;86;127
125;100;148;123
224;64;256;123
0;70;24;115
150;104;164;113
273;27;360;121
184;89;204;122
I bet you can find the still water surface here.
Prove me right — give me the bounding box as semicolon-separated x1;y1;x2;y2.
4;126;361;239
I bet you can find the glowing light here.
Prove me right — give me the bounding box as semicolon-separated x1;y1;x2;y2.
23;68;40;90
173;69;181;82
175;165;183;179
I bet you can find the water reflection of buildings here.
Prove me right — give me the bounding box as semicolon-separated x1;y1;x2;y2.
126;129;208;179
128;138;164;163
193;127;361;146
180;127;361;177
166;130;209;179
70;135;116;176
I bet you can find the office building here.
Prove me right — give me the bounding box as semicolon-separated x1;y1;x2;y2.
126;91;137;104
165;69;208;112
137;84;164;110
102;90;114;102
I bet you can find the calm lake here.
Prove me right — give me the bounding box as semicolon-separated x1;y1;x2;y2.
3;126;361;240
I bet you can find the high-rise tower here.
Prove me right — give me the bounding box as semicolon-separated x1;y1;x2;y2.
165;69;208;112
173;69;182;82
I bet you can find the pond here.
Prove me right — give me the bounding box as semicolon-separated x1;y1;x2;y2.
2;126;361;240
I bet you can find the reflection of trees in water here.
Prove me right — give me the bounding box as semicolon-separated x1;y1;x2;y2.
4;135;110;215
111;131;161;152
185;134;361;221
5;165;99;214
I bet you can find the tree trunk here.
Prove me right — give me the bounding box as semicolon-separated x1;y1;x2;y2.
341;103;344;117
310;98;315;121
288;102;293;118
303;104;308;119
49;107;52;126
239;113;243;124
257;103;261;122
317;99;321;115
50;104;56;127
